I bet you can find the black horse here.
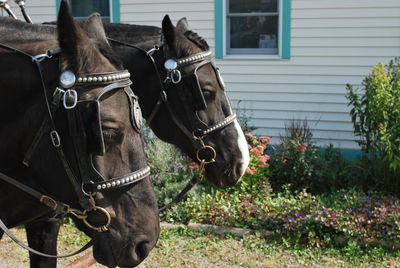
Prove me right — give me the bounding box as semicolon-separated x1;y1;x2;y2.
2;13;250;267
0;1;159;267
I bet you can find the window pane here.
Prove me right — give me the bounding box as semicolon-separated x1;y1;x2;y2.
70;0;110;18
229;16;278;49
229;0;278;13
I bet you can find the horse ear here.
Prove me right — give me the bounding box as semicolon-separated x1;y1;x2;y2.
176;17;189;33
57;0;92;72
162;15;176;50
83;13;110;46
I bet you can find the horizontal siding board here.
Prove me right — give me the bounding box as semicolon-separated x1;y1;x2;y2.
292;27;400;38
292;17;400;28
219;65;373;76
292;8;400;19
230;92;348;104
227;83;351;94
224;74;363;85
293;0;400;9
292;37;400;47
237;110;352;123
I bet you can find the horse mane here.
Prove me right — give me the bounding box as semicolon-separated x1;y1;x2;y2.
103;22;162;47
183;30;209;51
0;17;56;42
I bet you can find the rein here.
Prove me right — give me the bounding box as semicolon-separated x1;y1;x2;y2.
107;38;237;211
0;42;150;257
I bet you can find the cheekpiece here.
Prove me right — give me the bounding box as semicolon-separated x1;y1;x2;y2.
75;70;131;85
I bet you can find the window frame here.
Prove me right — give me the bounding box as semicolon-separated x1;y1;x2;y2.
215;0;291;60
56;0;120;23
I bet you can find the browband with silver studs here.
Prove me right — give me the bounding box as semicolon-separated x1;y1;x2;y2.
76;70;131;84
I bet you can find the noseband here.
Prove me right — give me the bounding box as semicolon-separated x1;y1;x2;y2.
0;43;150;243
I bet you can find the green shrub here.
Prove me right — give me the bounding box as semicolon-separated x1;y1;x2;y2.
346;58;400;170
145;138;198;222
269;119;318;192
181;134;272;229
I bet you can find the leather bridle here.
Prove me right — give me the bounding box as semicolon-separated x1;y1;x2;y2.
0;42;150;257
107;38;237;210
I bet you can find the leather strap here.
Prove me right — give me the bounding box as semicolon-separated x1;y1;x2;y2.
158;174;201;212
0;218;93;258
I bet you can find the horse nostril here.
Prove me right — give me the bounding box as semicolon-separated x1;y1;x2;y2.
135;240;150;261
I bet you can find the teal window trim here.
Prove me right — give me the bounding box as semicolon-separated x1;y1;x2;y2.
215;0;291;59
55;0;120;23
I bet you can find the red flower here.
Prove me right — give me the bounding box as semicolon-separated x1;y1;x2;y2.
246;166;257;175
250;148;262;156
245;133;253;138
299;145;307;151
260;136;272;142
187;162;200;169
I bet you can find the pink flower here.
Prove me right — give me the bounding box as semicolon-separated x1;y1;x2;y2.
258;155;270;164
258;163;269;168
257;145;265;153
299;145;307;151
250;148;262;156
187;162;200;169
260;136;272;142
246;166;257;175
245;133;253;138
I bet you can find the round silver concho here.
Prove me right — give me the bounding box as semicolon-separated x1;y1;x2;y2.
60;70;76;89
164;59;178;71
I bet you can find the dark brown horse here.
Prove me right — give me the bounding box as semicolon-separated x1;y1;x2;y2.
0;1;159;267
2;13;250;267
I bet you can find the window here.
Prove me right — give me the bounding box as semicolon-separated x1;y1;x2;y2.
56;0;120;23
215;0;291;59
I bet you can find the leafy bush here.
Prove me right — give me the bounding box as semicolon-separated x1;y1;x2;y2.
346;58;400;170
181;134;272;228
269;119;318;191
146;138;198;222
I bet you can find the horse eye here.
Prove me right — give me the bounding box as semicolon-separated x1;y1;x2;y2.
202;89;214;99
102;127;120;140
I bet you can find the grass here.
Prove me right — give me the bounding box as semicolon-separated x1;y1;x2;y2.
1;224;399;267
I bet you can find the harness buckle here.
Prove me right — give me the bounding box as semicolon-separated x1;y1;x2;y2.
39;195;58;210
50;130;61;147
31;53;52;63
146;45;159;56
63;89;78;109
170;69;182;84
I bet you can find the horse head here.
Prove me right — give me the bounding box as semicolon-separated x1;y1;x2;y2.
150;15;250;187
0;1;159;266
55;3;159;266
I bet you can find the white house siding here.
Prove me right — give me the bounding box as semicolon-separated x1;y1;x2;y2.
3;0;56;23
3;0;400;149
122;0;400;149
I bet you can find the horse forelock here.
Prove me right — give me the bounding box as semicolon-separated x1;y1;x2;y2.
183;30;209;52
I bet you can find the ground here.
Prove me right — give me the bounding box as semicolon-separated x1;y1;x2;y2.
0;224;399;267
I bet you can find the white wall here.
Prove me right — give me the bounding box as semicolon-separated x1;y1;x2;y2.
4;0;400;149
3;0;56;23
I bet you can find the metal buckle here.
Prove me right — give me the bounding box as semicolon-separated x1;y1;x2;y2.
39;195;58;210
50;130;61;147
63;89;78;109
146;45;159;56
171;69;182;84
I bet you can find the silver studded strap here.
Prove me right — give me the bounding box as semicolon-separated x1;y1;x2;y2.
89;166;151;192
